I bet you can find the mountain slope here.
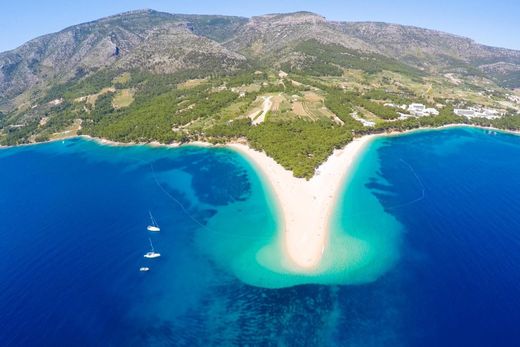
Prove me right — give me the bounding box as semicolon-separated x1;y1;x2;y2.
170;14;249;43
223;12;373;62
0;10;246;109
339;22;520;85
0;10;164;101
113;22;246;74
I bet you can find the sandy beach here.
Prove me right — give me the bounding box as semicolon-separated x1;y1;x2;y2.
228;135;377;270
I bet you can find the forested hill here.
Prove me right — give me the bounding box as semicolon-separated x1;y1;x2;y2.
1;10;520;178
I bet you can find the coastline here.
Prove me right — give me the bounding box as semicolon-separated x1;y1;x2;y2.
79;135;214;149
2;123;518;152
228;135;376;270
0;134;214;150
2;124;518;271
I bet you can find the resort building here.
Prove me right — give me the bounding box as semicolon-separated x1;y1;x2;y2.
454;107;503;119
408;103;425;113
407;103;439;117
385;103;439;117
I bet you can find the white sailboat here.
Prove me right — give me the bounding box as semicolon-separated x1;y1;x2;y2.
144;237;161;259
147;211;161;232
139;267;150;272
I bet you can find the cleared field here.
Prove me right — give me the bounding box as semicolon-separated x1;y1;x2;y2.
303;91;322;102
75;87;115;107
218;99;252;121
112;89;135;109
269;94;283;112
288;91;344;124
244;84;262;93
292;101;307;117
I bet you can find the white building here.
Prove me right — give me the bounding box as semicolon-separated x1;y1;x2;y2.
408;103;425;112
385;102;439;117
425;108;439;116
407;103;439;117
454;109;476;118
454;107;503;119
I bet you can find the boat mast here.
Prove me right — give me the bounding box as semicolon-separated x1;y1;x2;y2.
148;237;155;252
149;211;158;227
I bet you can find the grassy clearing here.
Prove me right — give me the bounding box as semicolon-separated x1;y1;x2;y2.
112;89;135;109
87;87;116;107
218;100;252;122
74;87;115;107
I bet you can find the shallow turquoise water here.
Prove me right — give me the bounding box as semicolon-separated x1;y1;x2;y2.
186;138;404;288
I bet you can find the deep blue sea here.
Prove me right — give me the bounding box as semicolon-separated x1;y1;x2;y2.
1;127;520;346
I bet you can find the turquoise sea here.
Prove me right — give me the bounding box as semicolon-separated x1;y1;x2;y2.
1;127;520;346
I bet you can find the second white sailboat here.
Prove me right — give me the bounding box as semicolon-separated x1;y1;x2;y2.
144;237;160;259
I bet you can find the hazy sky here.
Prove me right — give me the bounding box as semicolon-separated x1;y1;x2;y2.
1;0;519;52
